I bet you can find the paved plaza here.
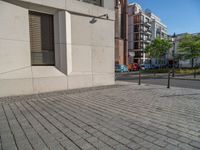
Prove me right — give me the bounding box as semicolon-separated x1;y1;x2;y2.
0;82;200;150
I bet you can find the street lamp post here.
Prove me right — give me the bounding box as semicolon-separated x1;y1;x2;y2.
172;33;176;77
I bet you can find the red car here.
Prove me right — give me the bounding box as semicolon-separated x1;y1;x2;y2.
128;63;139;71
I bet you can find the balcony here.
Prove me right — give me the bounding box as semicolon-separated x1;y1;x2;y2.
134;29;140;33
143;29;151;35
141;39;151;44
134;38;140;41
156;28;161;34
144;21;151;27
145;39;151;43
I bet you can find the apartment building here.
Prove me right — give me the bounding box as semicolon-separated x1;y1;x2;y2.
147;11;168;40
128;3;168;66
128;3;152;64
0;0;115;97
146;10;168;66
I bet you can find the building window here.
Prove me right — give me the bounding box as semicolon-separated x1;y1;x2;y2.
134;33;140;41
80;0;102;6
134;15;140;24
134;25;139;32
134;42;140;49
29;11;55;66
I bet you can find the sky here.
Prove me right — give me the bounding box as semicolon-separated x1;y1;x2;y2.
128;0;200;35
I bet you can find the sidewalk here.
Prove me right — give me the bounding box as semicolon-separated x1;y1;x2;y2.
0;82;200;150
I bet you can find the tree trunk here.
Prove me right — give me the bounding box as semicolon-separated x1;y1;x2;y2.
192;58;194;68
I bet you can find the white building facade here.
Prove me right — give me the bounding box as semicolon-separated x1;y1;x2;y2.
169;33;200;68
0;0;115;97
146;11;168;67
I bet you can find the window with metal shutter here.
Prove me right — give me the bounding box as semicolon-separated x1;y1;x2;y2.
81;0;102;6
29;11;55;66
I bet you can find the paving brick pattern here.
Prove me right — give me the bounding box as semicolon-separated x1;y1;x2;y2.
0;82;200;150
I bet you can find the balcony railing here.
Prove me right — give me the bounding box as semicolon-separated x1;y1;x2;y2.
144;21;151;27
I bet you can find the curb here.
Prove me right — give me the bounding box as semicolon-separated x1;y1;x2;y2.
116;73;200;81
153;75;200;81
171;77;200;81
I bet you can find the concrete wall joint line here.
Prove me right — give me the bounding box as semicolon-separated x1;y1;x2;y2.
0;37;29;42
70;43;114;47
0;66;30;75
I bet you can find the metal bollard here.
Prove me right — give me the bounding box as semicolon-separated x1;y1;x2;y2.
167;68;171;88
138;69;141;85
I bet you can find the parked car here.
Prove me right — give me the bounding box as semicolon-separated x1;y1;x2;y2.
149;65;159;69
139;64;151;70
133;63;140;71
115;64;129;73
128;63;139;71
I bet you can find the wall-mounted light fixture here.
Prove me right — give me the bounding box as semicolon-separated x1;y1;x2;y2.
90;14;109;24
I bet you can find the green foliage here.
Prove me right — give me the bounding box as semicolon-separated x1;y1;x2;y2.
176;68;200;75
178;34;200;60
141;68;168;74
145;38;172;59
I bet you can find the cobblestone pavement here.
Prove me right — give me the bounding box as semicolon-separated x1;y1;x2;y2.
1;82;200;150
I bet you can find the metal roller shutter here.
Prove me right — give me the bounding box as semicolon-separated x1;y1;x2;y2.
29;11;55;65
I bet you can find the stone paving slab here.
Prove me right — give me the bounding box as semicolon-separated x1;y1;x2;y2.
0;82;200;150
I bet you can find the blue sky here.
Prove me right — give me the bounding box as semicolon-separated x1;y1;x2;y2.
128;0;200;35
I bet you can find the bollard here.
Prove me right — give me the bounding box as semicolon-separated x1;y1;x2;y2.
167;68;171;88
138;69;141;85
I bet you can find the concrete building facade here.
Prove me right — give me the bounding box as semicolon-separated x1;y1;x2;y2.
0;0;115;97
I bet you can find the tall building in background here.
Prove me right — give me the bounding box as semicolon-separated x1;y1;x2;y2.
128;3;151;64
128;3;168;66
145;10;168;66
115;0;128;65
146;10;168;40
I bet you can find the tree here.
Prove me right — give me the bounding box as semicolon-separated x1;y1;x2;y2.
178;34;200;67
175;53;184;68
178;34;200;78
145;38;172;67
